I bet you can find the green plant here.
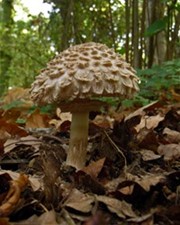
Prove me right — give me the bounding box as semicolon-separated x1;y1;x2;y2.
137;59;180;101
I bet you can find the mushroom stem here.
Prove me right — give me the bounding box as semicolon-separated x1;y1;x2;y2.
66;111;89;169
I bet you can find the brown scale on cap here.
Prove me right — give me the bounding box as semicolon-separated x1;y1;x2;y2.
30;42;139;105
30;42;140;170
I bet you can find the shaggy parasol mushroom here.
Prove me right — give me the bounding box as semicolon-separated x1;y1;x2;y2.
30;42;139;169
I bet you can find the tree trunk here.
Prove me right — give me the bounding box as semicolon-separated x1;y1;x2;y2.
139;0;146;68
59;0;74;51
132;0;139;68
146;0;156;68
108;0;116;50
0;0;13;95
166;1;180;60
125;0;130;63
153;0;166;65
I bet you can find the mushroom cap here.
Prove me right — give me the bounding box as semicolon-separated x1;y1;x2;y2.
30;42;139;105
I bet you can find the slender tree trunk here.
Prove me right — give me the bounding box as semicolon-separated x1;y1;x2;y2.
166;1;180;60
153;0;166;65
146;0;156;68
108;0;116;50
125;0;130;63
132;0;139;68
139;0;146;68
0;0;13;95
59;0;74;51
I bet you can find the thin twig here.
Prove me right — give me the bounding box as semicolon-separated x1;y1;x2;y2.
103;130;127;170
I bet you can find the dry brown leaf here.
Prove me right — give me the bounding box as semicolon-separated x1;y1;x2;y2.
12;210;59;225
11;214;39;225
0;218;10;225
104;176;125;193
127;173;165;192
3;88;30;104
1;109;21;123
137;175;165;192
0;170;41;192
56;108;72;121
0;173;28;216
96;195;137;218
140;149;161;161
157;143;180;161
118;185;135;195
26;109;50;128
137;129;159;150
0;119;27;139
93;115;114;129
28;176;42;192
170;88;180;102
3;87;33;111
127;213;154;224
82;158;106;178
49;108;72;130
64;188;94;213
0;130;11;143
135;114;164;132
163;128;180;144
37;210;59;225
125;101;162;121
83;211;108;225
4;135;41;153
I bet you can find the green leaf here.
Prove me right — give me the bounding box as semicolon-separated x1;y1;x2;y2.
144;17;168;37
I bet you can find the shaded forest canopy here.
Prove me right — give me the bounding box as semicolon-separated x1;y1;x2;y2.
0;0;179;101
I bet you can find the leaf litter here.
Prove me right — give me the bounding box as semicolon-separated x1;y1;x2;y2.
0;90;180;224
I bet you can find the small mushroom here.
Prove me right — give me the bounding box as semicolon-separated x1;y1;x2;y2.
30;42;139;169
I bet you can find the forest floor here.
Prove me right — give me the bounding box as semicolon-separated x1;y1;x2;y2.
0;87;180;225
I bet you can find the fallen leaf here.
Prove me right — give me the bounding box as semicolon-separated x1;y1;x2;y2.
49;108;71;131
1;109;21;123
137;175;165;192
26;109;50;128
163;128;180;143
170;87;180;102
92;115;114;129
0;170;41;192
118;184;135;195
140;149;161;161
28;176;42;192
4;135;41;153
137;130;159;150
0;218;10;225
155;109;180;133
125;101;162;121
13;210;59;225
64;188;94;213
0;173;28;216
82;158;106;178
74;171;106;195
56;108;72;121
135;114;164;132
0;119;27;139
127;213;154;224
3;88;30;105
0;173;11;203
3;87;33;113
37;210;59;225
157;144;180;161
127;173;165;192
84;211;108;225
96;195;137;218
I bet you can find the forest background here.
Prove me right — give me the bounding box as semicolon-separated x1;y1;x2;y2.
0;0;179;106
